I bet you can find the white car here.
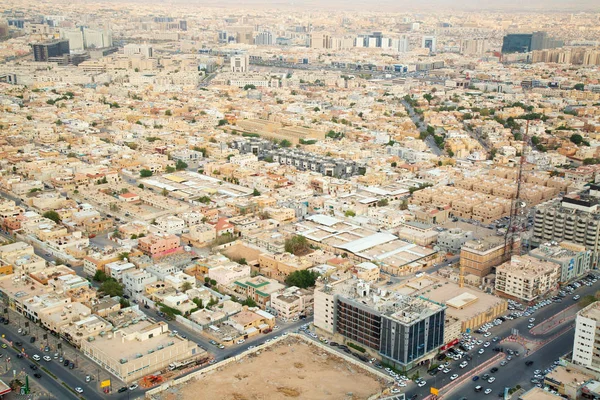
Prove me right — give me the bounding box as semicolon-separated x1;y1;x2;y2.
485;388;492;395
397;382;407;387
443;368;451;374
32;354;41;361
529;318;535;323
478;349;485;355
417;381;427;387
450;374;459;380
460;361;468;368
391;388;401;394
236;339;245;344
129;384;138;391
528;324;535;329
488;377;496;383
483;342;490;347
43;355;51;362
75;387;84;394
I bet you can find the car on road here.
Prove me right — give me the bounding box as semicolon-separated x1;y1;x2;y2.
30;337;35;343
32;354;40;361
488;377;496;383
129;384;138;391
29;364;37;370
118;387;128;393
490;367;498;373
63;359;70;366
475;385;483;392
85;375;91;383
472;376;479;381
525;361;534;366
443;368;451;373
15;341;22;347
74;387;83;394
43;355;51;362
69;362;75;369
484;388;492;395
417;381;427;387
573;295;581;300
237;339;245;344
478;349;485;355
391;388;401;394
450;374;459;380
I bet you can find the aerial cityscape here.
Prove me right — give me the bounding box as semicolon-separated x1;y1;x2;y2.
0;1;599;400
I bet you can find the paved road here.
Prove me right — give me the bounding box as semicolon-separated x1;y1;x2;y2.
401;99;443;156
402;279;600;399
1;314;103;400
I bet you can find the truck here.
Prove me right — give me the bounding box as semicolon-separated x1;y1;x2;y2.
168;359;195;371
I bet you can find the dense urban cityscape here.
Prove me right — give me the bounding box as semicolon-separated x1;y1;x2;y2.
0;1;599;399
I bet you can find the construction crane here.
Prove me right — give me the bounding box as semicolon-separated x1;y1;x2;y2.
504;120;532;259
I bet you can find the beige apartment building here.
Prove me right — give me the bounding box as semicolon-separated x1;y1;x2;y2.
81;321;202;383
460;237;517;277
495;255;560;302
270;286;314;320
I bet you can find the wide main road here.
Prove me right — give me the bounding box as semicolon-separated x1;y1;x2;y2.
403;278;600;399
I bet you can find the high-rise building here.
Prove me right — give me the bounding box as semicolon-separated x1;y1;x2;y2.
123;43;153;58
461;38;487;56
572;301;600;372
502;31;563;54
83;28;112;49
60;28;84;51
230;54;249;73
235;26;254;45
528;241;592;284
32;40;70;62
314;278;445;369
532;190;600;254
422;36;437;52
310;32;330;49
460;236;517;277
254;31;273;46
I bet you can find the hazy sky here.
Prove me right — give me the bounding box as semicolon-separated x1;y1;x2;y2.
151;0;600;12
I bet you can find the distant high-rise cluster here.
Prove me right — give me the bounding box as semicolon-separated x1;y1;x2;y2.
501;31;564;54
60;27;113;51
32;39;69;61
310;31;409;52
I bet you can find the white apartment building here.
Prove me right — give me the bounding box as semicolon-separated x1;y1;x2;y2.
164;271;195;292
105;261;136;282
155;215;186;234
495;255;560;302
146;263;178;281
208;263;251;286
270;286;314;320
123;270;157;300
573;301;600;371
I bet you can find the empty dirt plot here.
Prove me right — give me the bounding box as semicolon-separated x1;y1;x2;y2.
159;337;387;400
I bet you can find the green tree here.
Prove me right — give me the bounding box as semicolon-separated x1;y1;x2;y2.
165;166;176;173
181;281;193;292
165;109;172;116
570;134;584;145
100;279;124;297
531;136;540;146
140;169;153;178
138;183;144;189
284;235;310;255
175;159;188;170
243;84;256;90
280;139;292;148
217;119;228;126
93;270;108;282
377;199;389;207
120;298;131;308
344;210;356;217
241;297;257;307
391;161;397;167
574;83;585;91
43;211;61;223
252;188;261;196
285;270;320;289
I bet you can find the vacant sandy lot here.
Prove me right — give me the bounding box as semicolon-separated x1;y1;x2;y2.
159;337;387;400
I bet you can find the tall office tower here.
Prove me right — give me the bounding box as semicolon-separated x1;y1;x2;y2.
310;32;330;49
530;31;549;51
123;43;153;58
83;28;112;49
501;33;533;53
461;38;487;56
572;301;600;372
230;54;249;73
254;31;273;46
32;40;70;62
393;35;409;52
315;279;445;370
422;36;437;52
218;31;228;44
179;20;187;31
235;26;254;45
60;28;84;51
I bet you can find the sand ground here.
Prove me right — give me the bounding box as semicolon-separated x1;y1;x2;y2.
158;336;387;400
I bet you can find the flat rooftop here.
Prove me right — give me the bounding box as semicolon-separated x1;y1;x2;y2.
546;365;594;386
519;387;563;400
579;301;600;323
